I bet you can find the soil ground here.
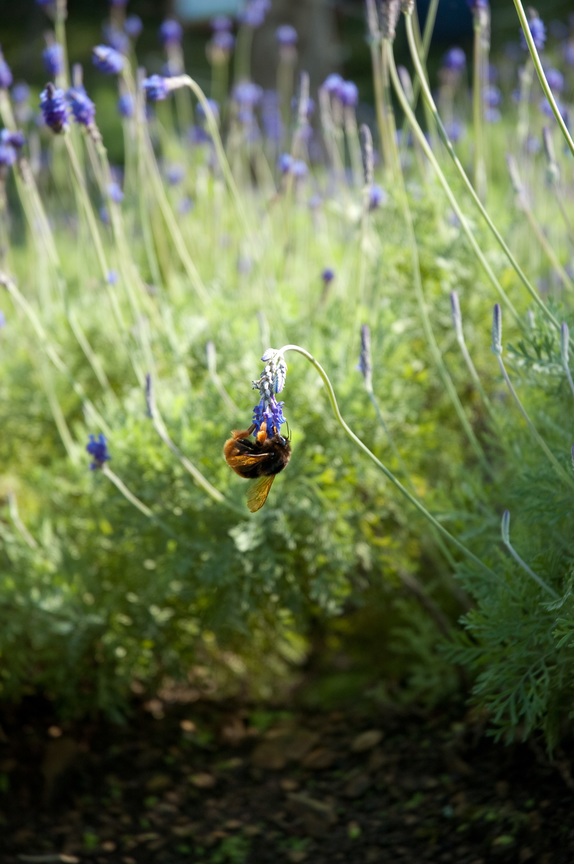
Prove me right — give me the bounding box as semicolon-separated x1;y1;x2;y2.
1;690;574;864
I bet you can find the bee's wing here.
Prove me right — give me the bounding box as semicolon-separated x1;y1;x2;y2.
246;475;276;512
225;451;268;472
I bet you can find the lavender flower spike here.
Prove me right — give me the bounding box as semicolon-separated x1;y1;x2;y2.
358;324;373;391
86;434;111;470
491;303;502;356
40;83;69;133
252;349;288;436
142;74;171;101
93;45;124;75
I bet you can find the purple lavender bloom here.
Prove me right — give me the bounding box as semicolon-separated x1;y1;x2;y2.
99;205;110;225
142;74;170;101
0;143;16;167
42;43;64;77
466;0;489;11
482;85;501;108
86;434;111;470
369;184;386;210
253;395;285;434
0;129;25;149
443;47;466;72
545;67;564;92
276;25;298;48
291;159;308;179
108;181;124;203
124;15;143;39
232;81;262;109
0;49;13;89
40;83;68;132
211;15;233;33
321;268;335;283
178;196;193;215
159;19;183;47
11;83;30;104
212;31;235;54
564;41;574;67
93;45;124;74
239;0;271;28
103;25;130;55
338;80;359;107
484;107;501;123
166;163;185;185
107;270;118;285
117;92;134;118
278;152;293;173
67;85;96;126
444;118;465;142
521;14;546;52
322;73;344;95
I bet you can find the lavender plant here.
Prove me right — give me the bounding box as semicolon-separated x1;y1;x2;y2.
0;0;573;746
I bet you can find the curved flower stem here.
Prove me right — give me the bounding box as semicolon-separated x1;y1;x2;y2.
496;353;574;492
366;386;457;570
387;42;521;324
402;12;559;330
501;510;559;599
513;0;574;159
275;344;495;576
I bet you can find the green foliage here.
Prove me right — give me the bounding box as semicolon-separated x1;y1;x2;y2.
1;1;574;753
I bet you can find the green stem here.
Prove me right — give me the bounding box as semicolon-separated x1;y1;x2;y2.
496;354;574;491
513;0;574;159
276;344;495;576
472;14;486;200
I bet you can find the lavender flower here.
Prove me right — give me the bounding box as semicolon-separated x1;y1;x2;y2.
291;159;308;179
0;143;16;167
117;92;134;118
211;15;233;33
124;15;143;39
42;43;64;77
277;152;293;173
86;434;111;470
211;31;235;56
11;83;30;104
368;184;386;210
92;45;124;74
103;26;130;55
443;47;466;73
276;25;298;48
322;73;344;95
107;181;124;203
142;74;170;101
67;85;96;126
0;129;25;149
521;13;546;52
239;0;271;28
0;49;13;89
545;68;564;93
40;83;68;133
321;268;335;284
252;350;287;436
159;19;183;47
338;80;359;108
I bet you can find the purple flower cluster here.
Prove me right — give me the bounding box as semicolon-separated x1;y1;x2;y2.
159;19;183;47
239;0;271;29
252;350;288;437
67;85;96;126
93;45;124;75
86;434;111;470
521;14;546;52
322;74;359;108
39;83;69;132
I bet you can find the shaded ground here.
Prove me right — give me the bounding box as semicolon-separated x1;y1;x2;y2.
1;691;574;864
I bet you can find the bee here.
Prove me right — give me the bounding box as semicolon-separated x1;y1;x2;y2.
223;422;291;512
